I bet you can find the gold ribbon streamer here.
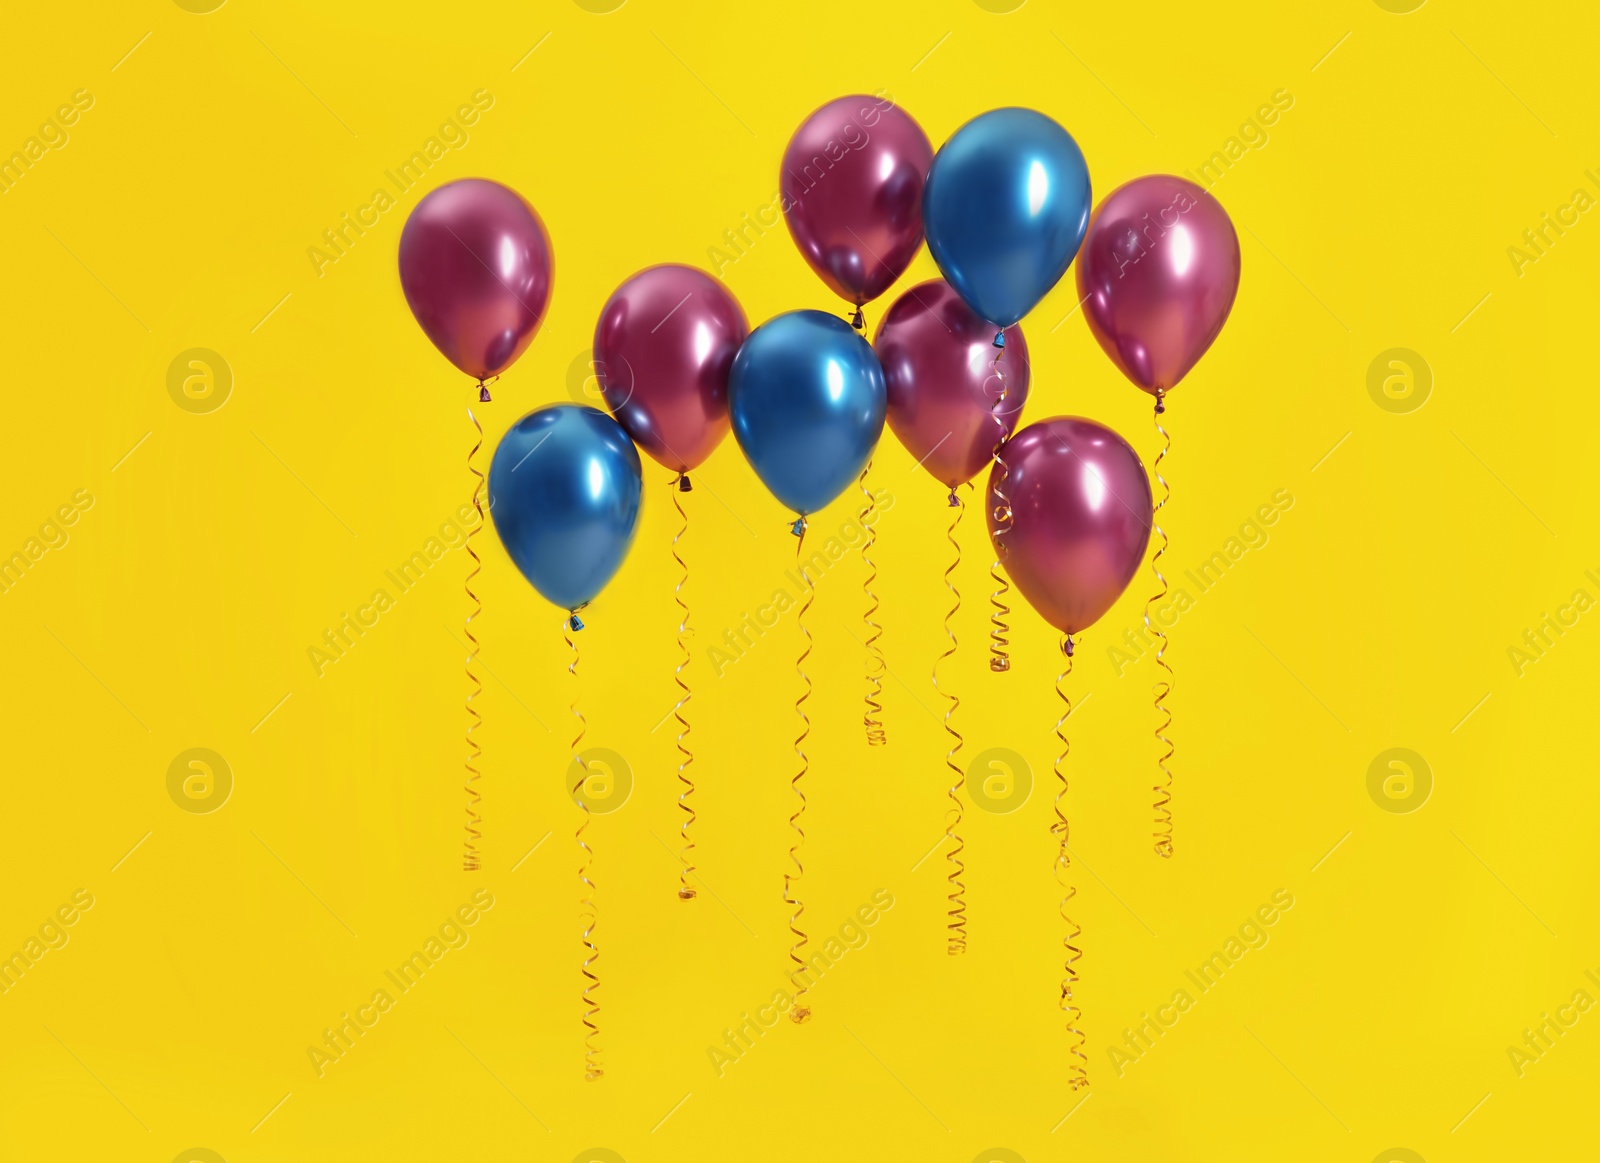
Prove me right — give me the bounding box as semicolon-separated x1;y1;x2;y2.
566;618;602;1081
988;348;1014;673
933;489;968;955
1053;634;1089;1091
786;521;814;1023
860;462;887;746
1148;394;1175;859
463;404;485;873
671;475;697;899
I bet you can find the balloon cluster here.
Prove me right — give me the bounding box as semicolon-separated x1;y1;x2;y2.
396;95;1240;1081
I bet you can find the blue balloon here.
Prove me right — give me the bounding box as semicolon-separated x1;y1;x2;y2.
923;107;1092;328
729;310;886;517
488;405;642;613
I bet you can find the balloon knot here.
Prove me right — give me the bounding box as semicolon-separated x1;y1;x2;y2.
992;330;1005;349
569;614;585;632
790;516;807;537
478;383;492;403
947;489;960;507
1154;395;1165;415
678;473;693;493
849;308;865;331
1063;635;1075;657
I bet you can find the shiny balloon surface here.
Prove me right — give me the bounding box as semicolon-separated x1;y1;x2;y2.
781;95;933;306
489;405;642;612
876;279;1030;489
398;178;553;382
923;107;1090;328
729;310;886;516
1076;174;1240;395
593;264;747;473
986;416;1151;635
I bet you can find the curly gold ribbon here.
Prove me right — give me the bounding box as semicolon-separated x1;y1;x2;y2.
932;488;968;955
671;475;697;899
988;347;1014;673
566;617;602;1081
1148;394;1174;859
860;462;887;746
1053;634;1089;1091
987;562;1012;672
463;403;485;873
786;520;814;1023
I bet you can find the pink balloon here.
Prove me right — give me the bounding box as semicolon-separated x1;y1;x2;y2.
986;418;1152;636
398;178;553;383
1076;175;1240;396
876;279;1030;490
593;264;748;474
781;95;933;307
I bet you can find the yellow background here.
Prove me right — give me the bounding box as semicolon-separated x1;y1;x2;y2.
2;0;1596;1159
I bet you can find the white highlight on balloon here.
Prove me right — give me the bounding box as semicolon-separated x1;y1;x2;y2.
1170;224;1195;277
965;342;988;378
692;321;713;366
1082;462;1107;511
587;457;605;500
826;359;844;402
1027;160;1048;218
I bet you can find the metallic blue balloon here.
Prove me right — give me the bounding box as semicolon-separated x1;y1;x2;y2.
923;107;1092;328
729;310;886;516
488;405;642;612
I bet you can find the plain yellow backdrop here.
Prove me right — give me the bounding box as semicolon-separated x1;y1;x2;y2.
2;0;1597;1159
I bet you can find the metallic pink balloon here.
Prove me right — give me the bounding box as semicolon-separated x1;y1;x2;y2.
399;178;553;383
1076;175;1240;396
987;417;1152;636
781;95;933;308
593;264;748;474
876;279;1030;490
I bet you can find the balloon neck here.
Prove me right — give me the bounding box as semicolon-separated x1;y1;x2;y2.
478;383;492;403
992;330;1005;349
1063;635;1075;657
790;516;807;537
947;489;960;507
568;613;585;632
678;473;693;493
849;307;865;332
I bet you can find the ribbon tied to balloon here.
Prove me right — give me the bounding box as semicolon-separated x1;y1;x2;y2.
1076;174;1240;859
986;415;1151;1092
782;94;934;751
593;263;748;901
398;177;554;874
876;277;1031;954
729;308;885;1019
488;402;642;1082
